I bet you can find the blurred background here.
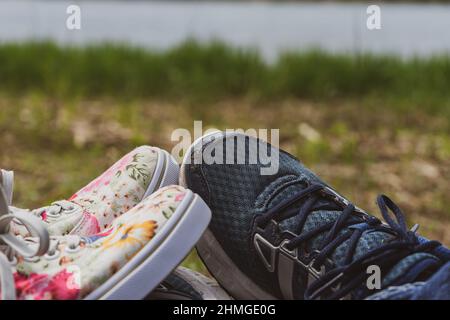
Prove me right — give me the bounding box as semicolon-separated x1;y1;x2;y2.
0;1;449;273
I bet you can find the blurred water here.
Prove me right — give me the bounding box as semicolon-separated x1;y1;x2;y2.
1;1;450;60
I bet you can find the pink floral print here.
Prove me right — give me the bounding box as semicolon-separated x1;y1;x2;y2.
70;150;135;198
12;186;187;300
14;270;80;300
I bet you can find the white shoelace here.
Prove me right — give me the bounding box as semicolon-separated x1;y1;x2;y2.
0;172;50;300
30;200;78;219
1;169;79;225
0;170;14;206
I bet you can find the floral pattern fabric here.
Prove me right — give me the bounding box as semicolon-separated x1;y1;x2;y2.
12;186;187;300
11;146;159;237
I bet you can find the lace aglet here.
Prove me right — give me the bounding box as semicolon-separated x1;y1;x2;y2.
410;223;420;234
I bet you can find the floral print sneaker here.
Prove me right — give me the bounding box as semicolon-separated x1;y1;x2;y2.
1;185;211;300
2;146;180;238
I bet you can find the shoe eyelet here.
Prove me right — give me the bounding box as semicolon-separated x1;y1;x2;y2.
65;245;81;254
63;206;78;215
24;256;40;262
280;240;297;258
46;210;61;218
44;250;60;260
8;256;17;266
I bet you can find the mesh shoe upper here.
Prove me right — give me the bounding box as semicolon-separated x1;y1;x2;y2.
184;133;448;299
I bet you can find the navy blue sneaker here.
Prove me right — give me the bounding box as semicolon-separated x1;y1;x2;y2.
180;131;449;300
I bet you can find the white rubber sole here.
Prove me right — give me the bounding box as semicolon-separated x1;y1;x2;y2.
197;229;276;300
179;131;277;300
143;147;180;199
84;190;211;300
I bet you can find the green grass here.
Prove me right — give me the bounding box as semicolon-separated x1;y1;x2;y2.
1;41;450;115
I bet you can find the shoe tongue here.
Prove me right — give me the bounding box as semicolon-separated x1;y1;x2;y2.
381;252;440;285
0;169;14;206
256;176;441;299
